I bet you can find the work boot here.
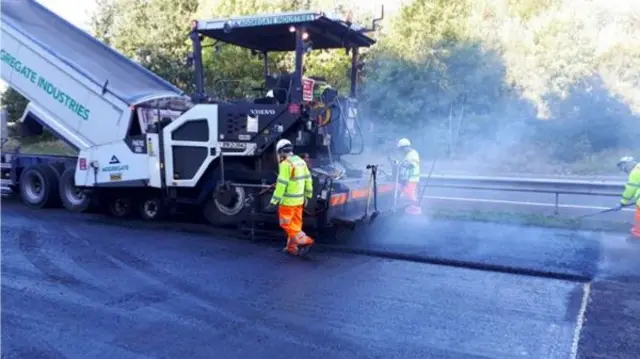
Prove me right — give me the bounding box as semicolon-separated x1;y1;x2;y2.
405;205;422;215
295;236;314;256
283;247;298;255
282;246;310;256
283;236;296;253
298;236;314;246
283;242;298;255
626;235;640;244
297;246;312;256
627;232;640;242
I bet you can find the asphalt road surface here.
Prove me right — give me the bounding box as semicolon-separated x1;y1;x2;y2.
2;199;640;359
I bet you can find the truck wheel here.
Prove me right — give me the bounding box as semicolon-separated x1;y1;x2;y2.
139;196;167;221
107;196;134;218
203;164;251;227
59;168;91;213
19;164;60;209
203;188;248;227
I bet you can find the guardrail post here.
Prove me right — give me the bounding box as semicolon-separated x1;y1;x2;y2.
554;193;559;215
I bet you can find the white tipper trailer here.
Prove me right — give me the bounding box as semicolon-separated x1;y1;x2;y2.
0;0;227;220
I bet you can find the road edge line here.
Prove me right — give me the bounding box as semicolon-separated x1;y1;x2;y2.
570;281;591;359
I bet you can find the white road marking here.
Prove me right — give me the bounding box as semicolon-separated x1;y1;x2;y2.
570;282;591;359
423;196;635;212
64;227;82;240
65;227;94;248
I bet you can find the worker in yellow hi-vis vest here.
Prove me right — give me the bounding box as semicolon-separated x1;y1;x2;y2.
396;138;422;215
264;139;315;256
617;156;640;239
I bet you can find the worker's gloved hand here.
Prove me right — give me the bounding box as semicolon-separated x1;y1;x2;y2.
264;203;277;213
617;203;628;211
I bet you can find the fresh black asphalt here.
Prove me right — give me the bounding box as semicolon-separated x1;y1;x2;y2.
2;199;640;358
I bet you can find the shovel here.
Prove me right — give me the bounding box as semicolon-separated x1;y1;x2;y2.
364;164;380;224
575;204;632;220
417;158;438;208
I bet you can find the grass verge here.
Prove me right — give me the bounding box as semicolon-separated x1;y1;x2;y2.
426;208;630;234
2;136;78;156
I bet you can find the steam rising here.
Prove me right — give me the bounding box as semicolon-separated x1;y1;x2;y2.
353;0;640;177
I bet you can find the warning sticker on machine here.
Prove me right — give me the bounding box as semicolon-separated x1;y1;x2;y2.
0;49;91;121
246;115;258;133
302;78;315;102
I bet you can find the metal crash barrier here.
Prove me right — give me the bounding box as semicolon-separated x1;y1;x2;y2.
419;174;625;214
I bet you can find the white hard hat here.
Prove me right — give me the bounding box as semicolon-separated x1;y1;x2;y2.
266;90;274;98
617;156;636;170
397;138;411;148
275;138;293;153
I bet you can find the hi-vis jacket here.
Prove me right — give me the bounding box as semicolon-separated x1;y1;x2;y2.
401;149;421;183
313;82;332;101
621;164;640;206
270;155;313;207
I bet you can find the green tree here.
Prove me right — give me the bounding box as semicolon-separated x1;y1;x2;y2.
86;0;640;170
90;0;117;45
361;0;476;129
90;0;199;91
1;88;29;123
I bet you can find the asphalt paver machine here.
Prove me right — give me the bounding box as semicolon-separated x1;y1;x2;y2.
186;10;408;238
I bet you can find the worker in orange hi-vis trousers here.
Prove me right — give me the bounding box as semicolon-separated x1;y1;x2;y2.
617;156;640;239
264;139;315;256
396;138;422;215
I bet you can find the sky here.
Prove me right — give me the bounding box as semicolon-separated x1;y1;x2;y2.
34;0;403;31
37;0;97;31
